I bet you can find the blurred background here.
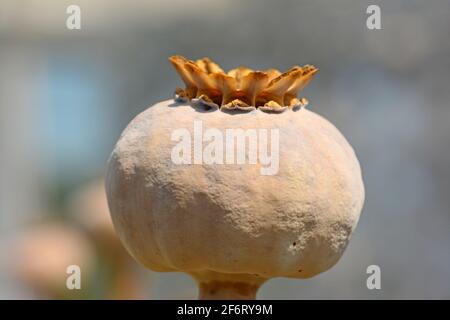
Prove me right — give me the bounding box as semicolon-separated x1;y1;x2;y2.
1;0;449;299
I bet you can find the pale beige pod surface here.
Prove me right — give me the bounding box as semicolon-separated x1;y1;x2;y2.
105;56;365;299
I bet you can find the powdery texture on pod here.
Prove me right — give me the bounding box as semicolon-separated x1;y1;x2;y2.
106;99;365;299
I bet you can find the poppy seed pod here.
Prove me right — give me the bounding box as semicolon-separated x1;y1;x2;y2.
105;56;365;299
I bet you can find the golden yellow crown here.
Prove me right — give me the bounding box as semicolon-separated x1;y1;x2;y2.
169;55;318;112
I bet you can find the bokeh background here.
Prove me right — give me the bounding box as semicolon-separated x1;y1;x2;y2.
1;0;449;299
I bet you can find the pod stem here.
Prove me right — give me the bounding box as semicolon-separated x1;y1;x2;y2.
197;281;260;300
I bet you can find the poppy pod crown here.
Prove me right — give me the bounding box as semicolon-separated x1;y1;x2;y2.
169;55;318;112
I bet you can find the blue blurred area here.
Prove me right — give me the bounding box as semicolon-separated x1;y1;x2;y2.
41;57;108;177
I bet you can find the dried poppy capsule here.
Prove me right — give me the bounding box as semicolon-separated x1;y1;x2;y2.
105;56;365;299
